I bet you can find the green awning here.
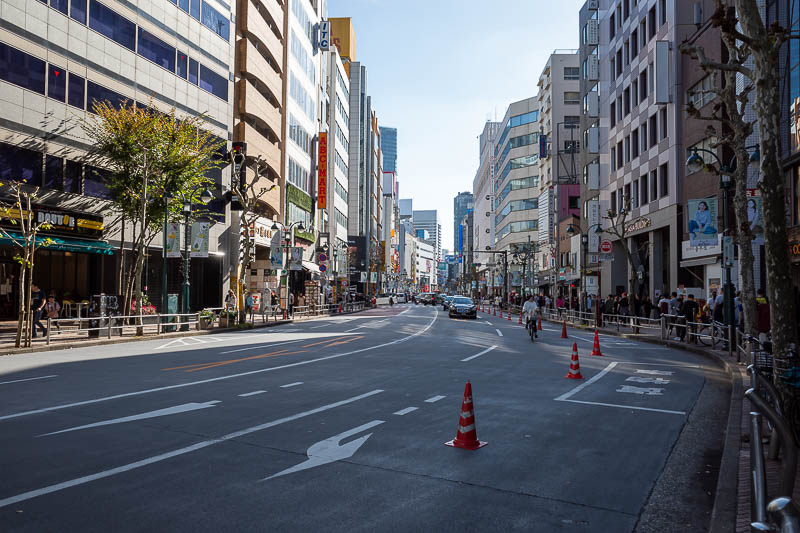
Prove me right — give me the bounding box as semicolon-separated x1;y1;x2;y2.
0;232;115;255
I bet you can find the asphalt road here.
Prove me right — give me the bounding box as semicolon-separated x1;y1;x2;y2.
0;303;729;532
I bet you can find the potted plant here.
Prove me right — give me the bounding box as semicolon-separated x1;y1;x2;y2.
198;309;216;330
219;310;236;328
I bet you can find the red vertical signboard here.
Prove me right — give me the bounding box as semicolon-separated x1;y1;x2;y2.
318;132;328;209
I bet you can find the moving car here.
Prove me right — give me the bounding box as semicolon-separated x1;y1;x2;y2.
375;293;392;306
420;293;434;305
442;295;454;310
448;296;477;319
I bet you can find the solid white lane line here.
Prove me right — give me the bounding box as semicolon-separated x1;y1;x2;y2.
0;375;57;386
238;390;267;397
554;362;619;401
559;399;685;416
40;401;222;436
0;313;437;422
280;382;303;388
485;321;492;326
0;390;383;508
495;329;503;337
393;407;418;416
461;345;498;362
424;395;445;403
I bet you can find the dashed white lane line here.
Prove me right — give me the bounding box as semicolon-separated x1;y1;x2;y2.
495;329;503;337
424;395;446;403
280;382;303;388
0;375;57;386
0;390;384;508
238;390;267;397
0;311;438;422
485;321;492;326
393;407;418;416
461;345;498;362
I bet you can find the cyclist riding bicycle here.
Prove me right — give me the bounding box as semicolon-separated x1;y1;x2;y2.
522;295;539;339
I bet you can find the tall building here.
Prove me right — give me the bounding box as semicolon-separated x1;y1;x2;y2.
412;210;441;265
453;191;474;253
472;121;500;297
379;126;397;173
0;0;234;312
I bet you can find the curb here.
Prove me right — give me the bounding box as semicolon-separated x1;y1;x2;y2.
543;317;742;531
0;309;366;356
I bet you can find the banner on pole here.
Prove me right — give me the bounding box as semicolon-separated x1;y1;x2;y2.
190;222;209;257
165;223;181;258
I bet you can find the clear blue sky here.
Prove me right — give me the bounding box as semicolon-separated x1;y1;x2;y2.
328;0;585;249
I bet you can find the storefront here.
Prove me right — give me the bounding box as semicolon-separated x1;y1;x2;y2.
0;206;115;318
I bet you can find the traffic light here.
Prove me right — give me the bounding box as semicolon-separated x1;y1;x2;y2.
231;141;247;191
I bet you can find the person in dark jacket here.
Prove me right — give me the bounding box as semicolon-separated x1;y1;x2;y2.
682;294;700;343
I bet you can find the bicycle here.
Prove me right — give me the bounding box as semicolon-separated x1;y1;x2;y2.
525;312;538;342
697;320;725;347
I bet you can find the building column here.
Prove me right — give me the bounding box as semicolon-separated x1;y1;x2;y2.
649;230;663;297
669;225;679;296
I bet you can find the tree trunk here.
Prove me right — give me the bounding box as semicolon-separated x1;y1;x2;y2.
15;256;25;348
732;143;759;336
736;0;800;433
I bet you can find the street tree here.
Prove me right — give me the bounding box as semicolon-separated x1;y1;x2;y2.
602;194;650;298
0;182;52;347
680;11;759;336
680;1;799;431
81;100;221;322
231;156;277;323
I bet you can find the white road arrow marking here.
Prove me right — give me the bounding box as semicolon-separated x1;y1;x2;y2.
626;376;670;385
616;385;664;395
262;420;384;480
635;369;674;376
40;401;221;436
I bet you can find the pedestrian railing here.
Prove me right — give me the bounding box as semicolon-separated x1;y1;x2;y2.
746;365;799;532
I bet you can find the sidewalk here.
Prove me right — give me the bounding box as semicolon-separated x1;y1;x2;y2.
539;313;799;532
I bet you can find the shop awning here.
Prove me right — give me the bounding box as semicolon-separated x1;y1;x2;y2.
680;256;718;268
302;260;320;273
0;232;115;255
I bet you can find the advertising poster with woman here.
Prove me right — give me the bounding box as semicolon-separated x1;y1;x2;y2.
687;198;718;247
746;196;763;234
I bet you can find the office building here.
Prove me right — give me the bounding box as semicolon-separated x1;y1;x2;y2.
472;121;500;297
412;209;441;263
0;0;235;314
453;191;473;254
379;126;397;173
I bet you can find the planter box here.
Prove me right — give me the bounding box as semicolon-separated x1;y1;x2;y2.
199;317;215;330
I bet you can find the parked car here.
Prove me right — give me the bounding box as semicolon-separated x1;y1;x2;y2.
449;296;477;319
394;293;407;303
375;293;392;306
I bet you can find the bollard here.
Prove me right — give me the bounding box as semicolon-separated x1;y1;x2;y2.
728;324;734;359
767;497;800;533
46;317;51;346
107;318;112;339
750;411;769;527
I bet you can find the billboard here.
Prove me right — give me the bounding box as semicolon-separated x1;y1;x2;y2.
317;132;327;209
687;198;718;247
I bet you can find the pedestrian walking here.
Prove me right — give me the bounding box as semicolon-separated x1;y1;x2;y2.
683;294;700;343
289;291;295;318
756;288;771;351
245;292;254;322
30;283;47;338
45;295;61;332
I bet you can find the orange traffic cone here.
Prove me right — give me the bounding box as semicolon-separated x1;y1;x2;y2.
566;343;584;379
493;307;497;317
537;316;543;331
445;382;488;450
591;329;603;356
507;310;511;321
561;319;568;339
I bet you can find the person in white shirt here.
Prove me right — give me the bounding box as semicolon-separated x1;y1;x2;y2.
522;296;538;338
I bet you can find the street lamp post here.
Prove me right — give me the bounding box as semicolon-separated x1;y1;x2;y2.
685;145;760;346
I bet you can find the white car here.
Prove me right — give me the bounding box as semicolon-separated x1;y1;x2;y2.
394;294;407;303
375;293;392;306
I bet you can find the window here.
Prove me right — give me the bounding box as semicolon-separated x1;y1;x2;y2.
611;146;616;170
617;96;623;121
632;128;639;159
659;107;667;139
610;57;616;82
659;162;668;196
290;30;316;84
631;28;638;57
48;64;66;102
688;75;715;109
87;80;128;111
89;0;136;51
190;0;200;20
624;0;630;19
617;187;624;211
199;65;228;100
611;190;617;212
648;6;657;38
335;151;348;175
639;69;647;101
616;48;623;76
71;0;87;24
632;79;638;106
564;67;579;80
660;0;667;26
288;202;311;228
84;166;112;199
64;160;82;194
201;2;229;40
288;114;312;155
624;39;630;65
334;208;348;229
617;4;622;26
67;72;85;108
0;142;43;184
288;157;309;191
649;114;657;146
650;170;658;201
496;220;537;241
177;0;189;13
610;101;616;128
641;121;648;153
648;62;654;92
564;91;580;105
138;28;176;72
640;174;648;205
617;140;623;168
508;110;538;127
568;196;579;209
632;180;639;208
188;58;198;85
290;73;315;121
495;198;538;225
624;136;631;162
610;13;616;39
640;19;647;47
51;0;68;15
291;0;314;42
176;51;188;79
624;183;631;207
0;42;46;94
496;176;538;204
623;86;630;115
334;179;347;203
45;155;63;190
